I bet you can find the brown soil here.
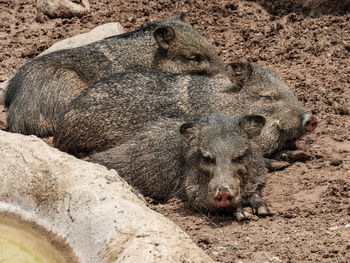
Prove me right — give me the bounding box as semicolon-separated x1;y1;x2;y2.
1;1;349;262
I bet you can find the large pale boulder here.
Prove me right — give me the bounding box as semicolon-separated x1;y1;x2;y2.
39;22;125;56
0;130;215;263
0;22;125;105
37;0;90;18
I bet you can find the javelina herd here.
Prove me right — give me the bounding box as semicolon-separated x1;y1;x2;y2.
54;63;316;159
4;13;317;219
4;12;225;137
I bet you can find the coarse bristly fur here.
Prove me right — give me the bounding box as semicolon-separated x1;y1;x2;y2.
88;114;268;219
4;12;226;137
54;63;315;158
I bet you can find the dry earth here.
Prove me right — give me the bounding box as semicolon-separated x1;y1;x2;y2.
0;0;349;262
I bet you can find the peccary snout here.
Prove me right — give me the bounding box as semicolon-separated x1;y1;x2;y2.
210;165;245;208
303;114;318;133
214;186;235;207
226;63;318;156
181;114;269;219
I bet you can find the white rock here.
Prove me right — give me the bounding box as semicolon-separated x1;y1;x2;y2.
37;0;90;18
0;130;216;263
40;22;125;56
0;80;8;105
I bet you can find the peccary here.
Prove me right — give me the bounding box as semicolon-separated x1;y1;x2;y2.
54;62;317;159
89;114;269;220
4;12;226;137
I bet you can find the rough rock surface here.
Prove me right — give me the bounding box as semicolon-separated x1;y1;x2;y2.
37;0;90;18
0;130;215;263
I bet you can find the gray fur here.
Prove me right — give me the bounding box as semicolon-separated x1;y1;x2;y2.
89;114;268;217
4;13;226;136
54;63;314;157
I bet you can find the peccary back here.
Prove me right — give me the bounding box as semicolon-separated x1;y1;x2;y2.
89;114;269;220
4;13;225;137
90;117;184;201
54;63;316;157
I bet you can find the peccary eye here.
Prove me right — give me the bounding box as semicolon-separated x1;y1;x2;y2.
232;155;244;163
188;54;202;63
237;167;246;177
263;95;273;100
202;155;216;164
260;92;281;101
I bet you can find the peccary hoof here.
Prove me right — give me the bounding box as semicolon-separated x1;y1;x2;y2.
257;206;269;215
265;158;291;172
256;206;274;217
235;208;253;221
280;150;309;162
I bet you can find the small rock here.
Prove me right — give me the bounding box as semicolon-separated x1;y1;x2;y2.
0;80;8;105
330;158;342;166
37;0;90;18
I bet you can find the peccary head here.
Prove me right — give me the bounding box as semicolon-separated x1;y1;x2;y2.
150;12;226;76
226;62;317;156
180;114;266;213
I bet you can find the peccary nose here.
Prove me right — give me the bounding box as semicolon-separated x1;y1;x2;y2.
303;114;317;132
214;187;235;207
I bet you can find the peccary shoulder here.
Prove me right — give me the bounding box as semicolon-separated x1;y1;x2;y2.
89;114;269;221
4;12;225;137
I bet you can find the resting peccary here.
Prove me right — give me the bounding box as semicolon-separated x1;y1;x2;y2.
89;114;269;220
4;12;225;137
54;62;317;158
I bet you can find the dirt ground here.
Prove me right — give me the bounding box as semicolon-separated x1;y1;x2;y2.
1;0;349;262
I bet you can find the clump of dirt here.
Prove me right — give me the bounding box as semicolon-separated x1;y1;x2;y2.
0;1;349;262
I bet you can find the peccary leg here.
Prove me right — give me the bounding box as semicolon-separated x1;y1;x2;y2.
267;149;308;170
261;120;308;171
258;120;281;155
235;205;253;221
279;149;308;162
264;158;291;172
246;189;270;216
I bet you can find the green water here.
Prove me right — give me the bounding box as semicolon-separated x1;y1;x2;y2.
0;236;42;263
0;217;70;263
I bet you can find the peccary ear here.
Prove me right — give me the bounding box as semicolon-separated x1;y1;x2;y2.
226;62;253;86
180;122;200;141
154;26;176;50
176;11;186;21
239;115;266;139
